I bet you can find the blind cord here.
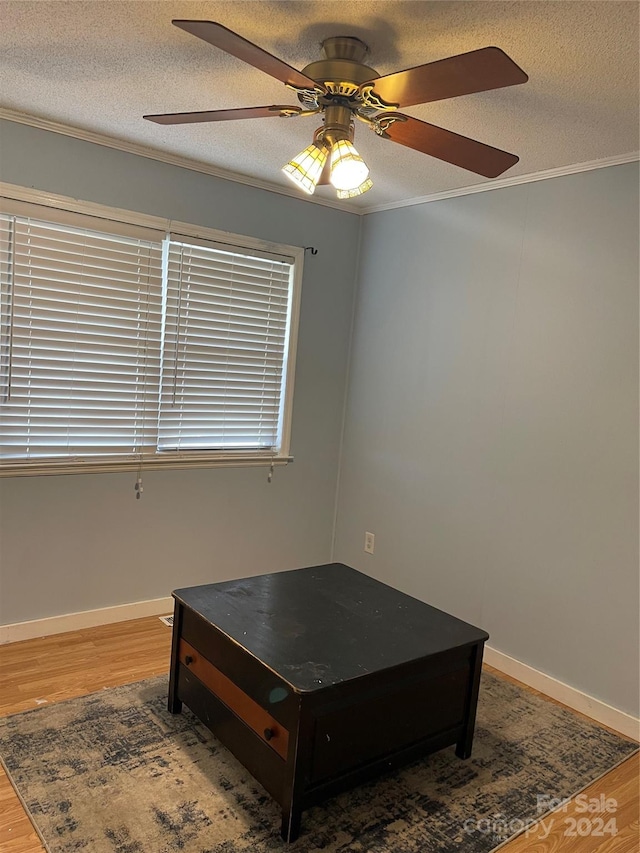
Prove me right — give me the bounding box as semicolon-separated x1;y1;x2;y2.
134;243;154;500
171;246;185;407
1;217;16;403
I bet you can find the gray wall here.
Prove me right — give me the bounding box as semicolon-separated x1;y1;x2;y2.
334;163;639;716
1;121;638;718
0;120;360;624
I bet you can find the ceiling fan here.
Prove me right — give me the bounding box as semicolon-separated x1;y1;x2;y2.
144;20;528;199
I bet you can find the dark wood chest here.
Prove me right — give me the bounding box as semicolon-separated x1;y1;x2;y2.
168;563;488;841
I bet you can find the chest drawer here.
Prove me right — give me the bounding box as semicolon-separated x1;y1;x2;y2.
179;639;290;760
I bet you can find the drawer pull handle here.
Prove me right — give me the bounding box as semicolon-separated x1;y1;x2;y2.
264;728;274;741
185;655;194;665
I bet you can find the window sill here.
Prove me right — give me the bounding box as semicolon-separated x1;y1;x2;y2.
0;454;294;478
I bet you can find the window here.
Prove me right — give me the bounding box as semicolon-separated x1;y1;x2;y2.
0;195;301;476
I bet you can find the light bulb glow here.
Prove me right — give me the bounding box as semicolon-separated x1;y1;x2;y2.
329;140;369;191
336;178;374;199
282;142;329;195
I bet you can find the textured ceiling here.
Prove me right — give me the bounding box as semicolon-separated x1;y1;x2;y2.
1;1;638;211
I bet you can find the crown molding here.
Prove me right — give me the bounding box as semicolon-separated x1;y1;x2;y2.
360;152;640;214
0;107;356;216
2;108;638;218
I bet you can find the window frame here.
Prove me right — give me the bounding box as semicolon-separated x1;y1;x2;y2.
0;183;303;477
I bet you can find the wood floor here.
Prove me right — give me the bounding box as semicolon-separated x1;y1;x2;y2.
0;617;637;853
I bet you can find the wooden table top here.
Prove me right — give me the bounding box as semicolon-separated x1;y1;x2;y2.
174;563;489;692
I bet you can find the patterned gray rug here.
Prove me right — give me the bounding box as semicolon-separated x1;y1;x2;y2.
0;672;636;853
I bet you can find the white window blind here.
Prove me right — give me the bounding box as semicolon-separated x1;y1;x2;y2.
0;206;163;461
159;237;294;452
0;195;300;475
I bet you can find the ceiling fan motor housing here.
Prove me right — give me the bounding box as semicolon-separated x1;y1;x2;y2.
300;37;380;143
322;36;370;62
301;37;378;95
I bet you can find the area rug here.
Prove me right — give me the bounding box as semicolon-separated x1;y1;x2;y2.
0;672;636;853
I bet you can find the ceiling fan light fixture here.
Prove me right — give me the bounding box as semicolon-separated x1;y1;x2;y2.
336;178;374;199
282;141;329;195
329;139;370;191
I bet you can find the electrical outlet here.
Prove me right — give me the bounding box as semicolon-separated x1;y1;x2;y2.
364;531;375;554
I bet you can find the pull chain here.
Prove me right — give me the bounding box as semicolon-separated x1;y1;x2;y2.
134;474;144;499
267;459;275;484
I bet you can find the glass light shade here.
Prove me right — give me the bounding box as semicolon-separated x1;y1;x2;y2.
336;178;374;199
282;142;329;195
329;140;369;191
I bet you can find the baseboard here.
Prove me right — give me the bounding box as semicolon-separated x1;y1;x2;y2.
484;645;639;741
0;596;174;645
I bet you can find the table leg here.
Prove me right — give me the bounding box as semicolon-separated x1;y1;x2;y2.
168;600;183;714
280;701;312;842
281;806;302;843
455;642;484;759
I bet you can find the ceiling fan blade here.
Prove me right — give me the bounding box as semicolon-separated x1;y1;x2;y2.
366;47;527;108
144;105;302;125
172;20;323;91
379;114;519;178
